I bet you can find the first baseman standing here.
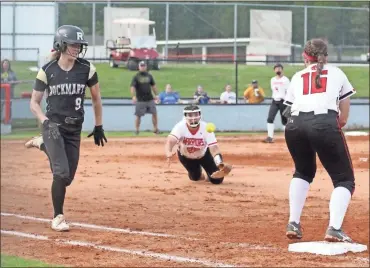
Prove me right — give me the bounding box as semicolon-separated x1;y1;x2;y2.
28;25;107;231
284;38;356;242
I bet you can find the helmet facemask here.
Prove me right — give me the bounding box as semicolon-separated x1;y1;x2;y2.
62;43;88;59
184;109;201;128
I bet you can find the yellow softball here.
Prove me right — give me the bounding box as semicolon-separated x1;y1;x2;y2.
206;122;216;133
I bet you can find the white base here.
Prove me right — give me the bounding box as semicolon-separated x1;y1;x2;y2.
288;241;368;256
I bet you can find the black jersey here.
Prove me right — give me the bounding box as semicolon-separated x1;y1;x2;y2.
34;58;98;123
130;71;155;102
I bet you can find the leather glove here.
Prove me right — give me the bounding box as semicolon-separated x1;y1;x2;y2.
210;163;233;179
42;119;61;140
87;125;107;146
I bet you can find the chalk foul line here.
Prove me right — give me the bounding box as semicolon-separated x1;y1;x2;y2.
1;229;237;267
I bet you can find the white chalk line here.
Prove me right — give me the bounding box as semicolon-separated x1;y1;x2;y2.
1;212;275;250
1;229;236;267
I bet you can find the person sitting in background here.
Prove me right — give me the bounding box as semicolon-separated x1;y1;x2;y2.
194;85;210;104
158;84;181;104
1;59;18;86
220;84;236;104
243;80;265;104
1;59;18;121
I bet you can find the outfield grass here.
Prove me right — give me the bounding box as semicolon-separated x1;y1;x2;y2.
1;254;59;267
7;61;370;98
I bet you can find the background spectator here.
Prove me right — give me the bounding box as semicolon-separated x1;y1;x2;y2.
194;85;210;104
243;80;265;104
220;84;236;104
158;84;180;104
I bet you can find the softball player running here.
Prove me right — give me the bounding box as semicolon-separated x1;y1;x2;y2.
28;25;107;232
165;105;232;184
284;38;356;242
264;63;290;143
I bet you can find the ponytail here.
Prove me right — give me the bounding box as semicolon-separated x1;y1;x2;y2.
315;54;325;88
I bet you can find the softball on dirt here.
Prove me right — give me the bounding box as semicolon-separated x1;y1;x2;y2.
206;122;216;133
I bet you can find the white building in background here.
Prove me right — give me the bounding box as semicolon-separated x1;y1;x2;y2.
0;1;57;65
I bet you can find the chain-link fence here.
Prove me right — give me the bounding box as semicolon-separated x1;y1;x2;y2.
54;2;369;62
1;49;41;130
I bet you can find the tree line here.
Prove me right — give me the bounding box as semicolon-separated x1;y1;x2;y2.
58;1;369;46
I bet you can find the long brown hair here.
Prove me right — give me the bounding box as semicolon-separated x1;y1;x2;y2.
49;50;61;61
303;39;328;88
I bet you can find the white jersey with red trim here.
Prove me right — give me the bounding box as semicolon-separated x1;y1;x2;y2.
169;120;217;159
284;64;356;115
270;76;290;101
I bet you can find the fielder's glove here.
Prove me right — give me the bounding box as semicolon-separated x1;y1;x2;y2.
210;154;233;179
42;119;61;140
88;125;107;146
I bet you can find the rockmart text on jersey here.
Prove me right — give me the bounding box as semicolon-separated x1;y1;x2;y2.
169;120;217;159
34;58;98;121
284;64;355;115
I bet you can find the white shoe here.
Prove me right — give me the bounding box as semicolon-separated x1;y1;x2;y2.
25;135;44;149
51;214;70;232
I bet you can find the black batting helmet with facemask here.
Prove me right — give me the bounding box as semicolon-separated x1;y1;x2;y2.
53;25;88;58
183;105;201;128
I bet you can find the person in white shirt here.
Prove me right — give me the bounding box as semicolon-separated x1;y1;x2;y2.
264;63;290;143
283;38;356;243
220;84;236;104
165;105;232;184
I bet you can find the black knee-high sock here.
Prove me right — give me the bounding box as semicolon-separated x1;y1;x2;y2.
52;179;66;218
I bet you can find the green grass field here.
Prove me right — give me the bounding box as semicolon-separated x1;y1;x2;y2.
1;254;59;267
1;129;267;140
8;61;370;98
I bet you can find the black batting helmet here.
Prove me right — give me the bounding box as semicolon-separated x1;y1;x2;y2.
53;25;88;57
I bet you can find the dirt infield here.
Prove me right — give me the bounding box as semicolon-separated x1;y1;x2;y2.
1;134;369;267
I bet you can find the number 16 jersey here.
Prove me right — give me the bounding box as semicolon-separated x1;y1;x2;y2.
284;64;355;115
34;58;98;122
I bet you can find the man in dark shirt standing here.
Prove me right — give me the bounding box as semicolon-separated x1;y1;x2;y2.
130;61;161;135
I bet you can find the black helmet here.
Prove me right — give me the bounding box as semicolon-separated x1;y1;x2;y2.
183;105;201;128
53;25;88;56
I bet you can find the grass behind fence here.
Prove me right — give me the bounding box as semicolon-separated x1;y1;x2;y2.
8;61;370;98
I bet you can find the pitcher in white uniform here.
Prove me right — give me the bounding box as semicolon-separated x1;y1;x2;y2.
264;63;290;143
165;105;232;184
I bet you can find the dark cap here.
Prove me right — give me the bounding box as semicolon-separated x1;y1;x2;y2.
252;80;258;84
139;61;146;66
273;63;283;69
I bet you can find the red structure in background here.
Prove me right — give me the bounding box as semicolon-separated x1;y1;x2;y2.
1;83;11;124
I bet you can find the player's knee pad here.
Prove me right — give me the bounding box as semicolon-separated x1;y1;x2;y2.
333;179;355;195
209;177;224;184
267;118;274;124
188;171;202;181
293;171;314;184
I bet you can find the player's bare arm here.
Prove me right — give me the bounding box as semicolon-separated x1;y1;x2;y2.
338;97;350;128
90;82;103;126
165;135;178;158
30;90;48;123
130;86;137;102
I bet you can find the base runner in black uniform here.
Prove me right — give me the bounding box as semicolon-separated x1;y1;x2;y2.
283;38;356;242
28;25;107;231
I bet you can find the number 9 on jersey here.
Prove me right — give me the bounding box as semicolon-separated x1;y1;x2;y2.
75;97;82;110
